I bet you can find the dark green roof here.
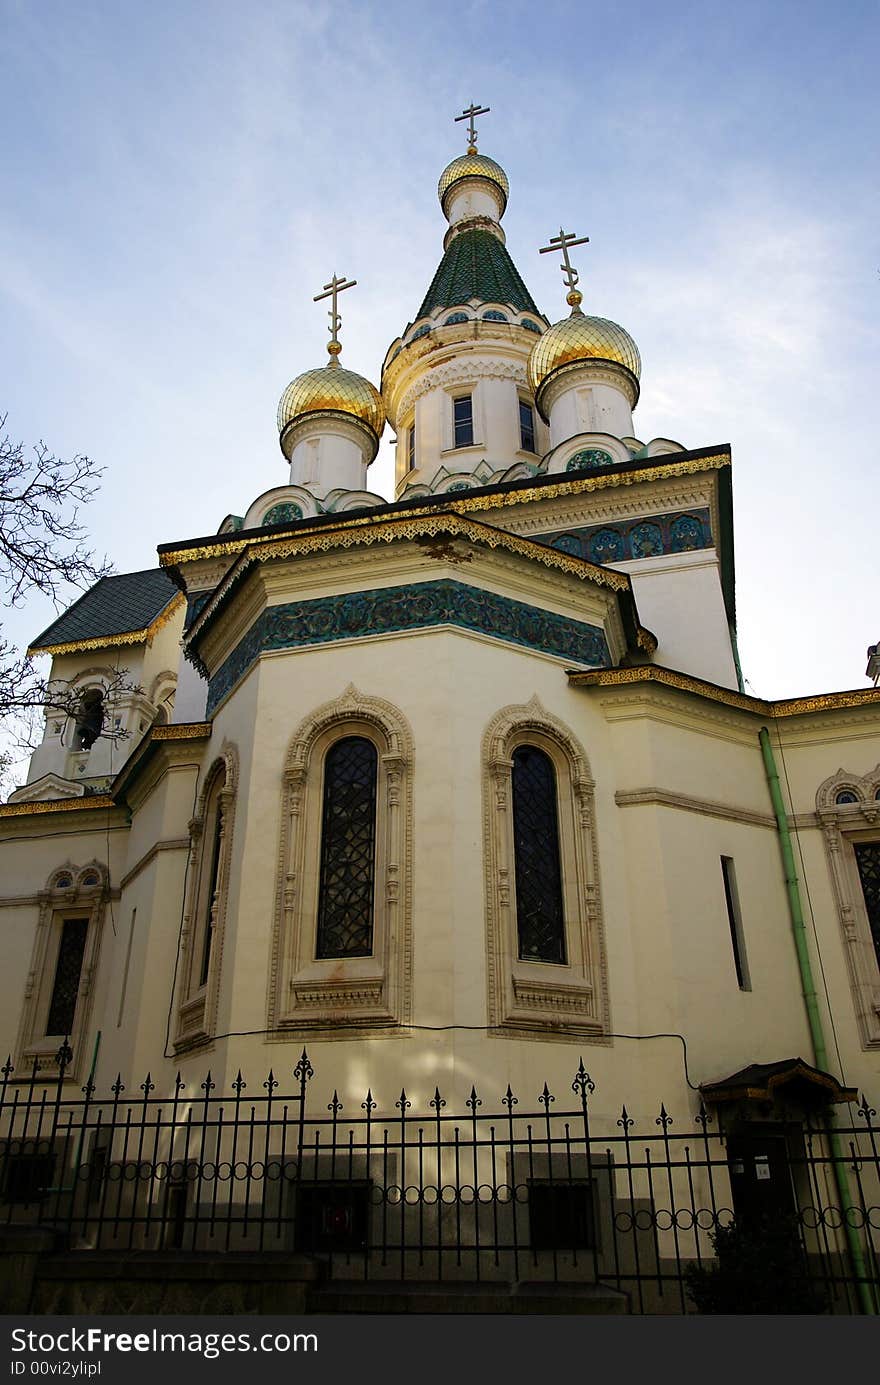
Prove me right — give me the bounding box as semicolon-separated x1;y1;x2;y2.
30;569;179;650
416;229;543;321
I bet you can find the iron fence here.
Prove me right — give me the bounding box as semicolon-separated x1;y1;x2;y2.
1;1046;878;1313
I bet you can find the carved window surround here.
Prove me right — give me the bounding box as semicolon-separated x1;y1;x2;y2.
268;685;414;1034
174;745;238;1053
817;765;880;1048
482;697;610;1039
15;863;110;1082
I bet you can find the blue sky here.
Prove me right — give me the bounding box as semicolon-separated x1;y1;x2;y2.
2;0;879;736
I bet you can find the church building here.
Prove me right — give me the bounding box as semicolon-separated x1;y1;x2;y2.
1;109;877;1310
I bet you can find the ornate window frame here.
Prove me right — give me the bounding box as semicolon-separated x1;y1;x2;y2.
817;764;880;1048
268;685;414;1034
482;697;610;1038
174;744;238;1052
15;863;109;1081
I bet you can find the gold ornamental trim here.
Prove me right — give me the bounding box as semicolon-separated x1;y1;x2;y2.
28;592;185;658
150;722;212;742
0;794;116;819
185;510;635;644
158;452;732;571
569;665;880;718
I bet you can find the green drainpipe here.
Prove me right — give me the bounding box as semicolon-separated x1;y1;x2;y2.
759;727;875;1313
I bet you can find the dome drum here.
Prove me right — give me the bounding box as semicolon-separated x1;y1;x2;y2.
528;314;641;422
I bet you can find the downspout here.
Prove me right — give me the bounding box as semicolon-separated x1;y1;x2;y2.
759;727;875;1314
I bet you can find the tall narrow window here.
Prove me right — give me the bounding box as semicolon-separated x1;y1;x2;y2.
407;422;416;471
511;745;566;963
519;400;536;453
721;856;750;990
45;918;88;1036
316;736;378;958
199;800;225;986
453;395;474;448
853;843;880;967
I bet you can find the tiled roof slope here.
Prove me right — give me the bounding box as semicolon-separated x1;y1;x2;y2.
30;569;180;650
416;229;542;320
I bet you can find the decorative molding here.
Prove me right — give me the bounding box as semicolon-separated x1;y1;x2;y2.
184;510;632;653
615;788;775;830
206;579;610;714
482;697;611;1040
397;356;528;423
267;686;414;1034
816;764;880;1048
0;795;117;819
570;665;880;720
157;453;732;572
118;837;191;891
535;508;712;565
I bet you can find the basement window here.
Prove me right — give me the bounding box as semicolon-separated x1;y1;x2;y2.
721;856;751;990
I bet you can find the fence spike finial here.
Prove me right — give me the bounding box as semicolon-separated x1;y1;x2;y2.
617;1104;633;1131
361;1088;376;1114
396;1088;411;1112
467;1085;482;1113
539;1081;555;1111
140;1071;155;1095
328;1089;342;1115
294;1048;314;1084
1;1054;13;1079
264;1069;278;1093
502;1084;518;1112
572;1058;595;1100
430;1087;446;1112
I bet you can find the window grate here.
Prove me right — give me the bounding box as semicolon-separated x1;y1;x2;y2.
511;746;566;963
46;917;88;1037
316;737;378;958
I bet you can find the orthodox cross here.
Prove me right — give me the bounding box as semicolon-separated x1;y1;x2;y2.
455;102;490;153
539;227;590;306
314;273;357;359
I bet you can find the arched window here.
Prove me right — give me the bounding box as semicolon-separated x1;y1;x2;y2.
175;749;237;1051
74;688;104;749
316;736;378;958
511;746;566;964
270;686;414;1033
483;700;609;1036
15;864;108;1080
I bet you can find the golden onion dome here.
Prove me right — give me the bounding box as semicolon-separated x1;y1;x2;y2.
438;152;509;216
528;309;641;400
277;362;386;448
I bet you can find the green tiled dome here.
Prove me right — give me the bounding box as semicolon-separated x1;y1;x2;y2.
416;229;542;322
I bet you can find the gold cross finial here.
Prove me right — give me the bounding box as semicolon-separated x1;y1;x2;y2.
314;273;357;362
539;227;590;312
455;102;490;154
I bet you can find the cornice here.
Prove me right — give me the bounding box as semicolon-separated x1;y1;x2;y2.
570;665;880;720
615;787;776;830
185;510;635;649
27;592;185;658
0;794;117;819
158;449;732;573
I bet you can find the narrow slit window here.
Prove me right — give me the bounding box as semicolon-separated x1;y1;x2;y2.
453;395;474;448
46;917;88;1036
316;736;378;958
199;802;224;988
511;745;566;963
721;856;750;990
519;400;536;452
407;422;416;471
853;842;880;967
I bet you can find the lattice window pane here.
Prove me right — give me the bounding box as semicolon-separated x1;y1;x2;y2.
46;918;88;1036
854;842;880;966
511;746;566;963
316;737;378;958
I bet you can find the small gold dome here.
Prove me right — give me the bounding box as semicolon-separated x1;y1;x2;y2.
438;153;509;216
528;312;641;398
277;363;386;445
